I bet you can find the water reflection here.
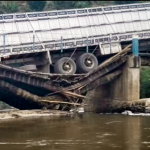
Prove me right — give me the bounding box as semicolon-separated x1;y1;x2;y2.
0;113;150;150
125;117;141;150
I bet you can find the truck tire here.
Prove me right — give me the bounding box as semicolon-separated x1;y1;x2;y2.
54;57;76;74
76;53;98;73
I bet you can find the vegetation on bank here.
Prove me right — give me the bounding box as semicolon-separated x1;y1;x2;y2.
0;1;146;14
140;67;150;98
0;101;11;109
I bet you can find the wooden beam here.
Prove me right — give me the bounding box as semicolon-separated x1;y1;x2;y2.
40;100;82;106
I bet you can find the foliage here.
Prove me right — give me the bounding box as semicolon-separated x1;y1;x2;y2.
53;1;76;10
52;1;91;10
0;101;11;110
27;1;46;11
74;1;92;8
140;67;150;98
114;1;139;5
0;1;19;14
44;1;55;11
97;1;115;6
0;1;147;14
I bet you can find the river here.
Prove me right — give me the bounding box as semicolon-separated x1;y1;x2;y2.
0;113;150;150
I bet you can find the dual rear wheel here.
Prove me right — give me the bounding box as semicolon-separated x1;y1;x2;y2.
54;53;98;74
54;57;76;75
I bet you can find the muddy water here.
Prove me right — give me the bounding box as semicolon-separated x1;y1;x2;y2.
0;113;150;150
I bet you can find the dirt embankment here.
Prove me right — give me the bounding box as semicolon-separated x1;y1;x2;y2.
0;109;72;120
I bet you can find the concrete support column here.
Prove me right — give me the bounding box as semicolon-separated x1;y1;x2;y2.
84;55;141;112
37;51;51;73
109;55;140;101
84;35;141;112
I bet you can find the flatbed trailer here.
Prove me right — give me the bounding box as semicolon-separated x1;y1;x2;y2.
0;2;150;74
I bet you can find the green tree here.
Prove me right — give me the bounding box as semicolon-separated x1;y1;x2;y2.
53;1;92;10
140;67;150;98
75;1;92;8
28;1;46;11
0;2;19;14
53;1;76;10
115;1;138;5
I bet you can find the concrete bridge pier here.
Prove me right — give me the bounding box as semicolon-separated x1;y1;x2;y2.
84;55;141;112
36;51;51;73
110;55;140;101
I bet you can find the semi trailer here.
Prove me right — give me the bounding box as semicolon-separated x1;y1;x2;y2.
0;2;150;74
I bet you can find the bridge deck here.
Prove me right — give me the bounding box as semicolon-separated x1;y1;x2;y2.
1;44;148;112
0;45;130;109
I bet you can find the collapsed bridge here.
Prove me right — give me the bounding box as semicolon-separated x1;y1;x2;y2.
0;42;150;113
0;44;139;112
0;44;130;109
1;2;150;113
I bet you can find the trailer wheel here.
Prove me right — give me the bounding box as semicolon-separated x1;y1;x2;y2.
76;53;98;73
54;57;76;74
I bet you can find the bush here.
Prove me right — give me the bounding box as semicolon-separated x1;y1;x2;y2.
53;1;76;10
0;101;11;110
140;67;150;98
53;1;92;10
28;1;46;11
115;1;138;5
75;1;92;8
0;2;19;14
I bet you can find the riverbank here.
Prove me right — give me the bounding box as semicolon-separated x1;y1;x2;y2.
1;109;150;121
0;101;12;110
0;109;72;120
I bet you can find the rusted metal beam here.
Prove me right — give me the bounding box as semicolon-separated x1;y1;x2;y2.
0;78;83;111
2;57;49;66
76;70;122;94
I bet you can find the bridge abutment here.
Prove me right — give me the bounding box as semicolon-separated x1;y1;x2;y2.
84;55;141;112
109;55;140;101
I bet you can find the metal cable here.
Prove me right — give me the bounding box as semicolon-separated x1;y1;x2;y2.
87;45;99;59
65;47;77;63
62;47;78;72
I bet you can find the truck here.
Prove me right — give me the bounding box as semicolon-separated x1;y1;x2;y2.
0;2;150;74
